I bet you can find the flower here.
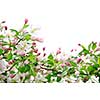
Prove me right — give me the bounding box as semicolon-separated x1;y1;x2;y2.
43;53;46;57
9;74;16;78
31;36;43;43
61;64;65;67
71;49;73;52
32;42;36;47
4;26;7;30
37;53;41;56
24;18;28;24
8;60;14;65
33;48;38;53
65;62;71;66
77;58;82;63
15;50;26;56
43;47;46;51
99;42;100;46
24;60;29;64
96;48;100;51
56;48;61;55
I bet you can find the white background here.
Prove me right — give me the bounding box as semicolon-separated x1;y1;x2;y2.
0;0;100;54
0;84;100;100
0;0;100;99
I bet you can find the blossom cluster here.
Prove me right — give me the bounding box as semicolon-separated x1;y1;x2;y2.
0;19;100;83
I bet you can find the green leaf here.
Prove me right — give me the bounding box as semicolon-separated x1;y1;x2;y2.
7;52;13;61
68;67;75;75
57;76;61;82
29;66;37;76
24;34;31;41
45;74;52;82
47;60;54;66
70;61;77;67
48;54;54;60
88;42;92;51
18;65;30;73
87;66;95;73
98;57;100;66
51;71;58;77
0;35;5;39
92;42;97;50
28;53;36;62
10;29;19;35
83;49;89;55
23;24;29;29
0;49;3;55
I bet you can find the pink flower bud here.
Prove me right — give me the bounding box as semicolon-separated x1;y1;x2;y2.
34;48;38;53
43;47;46;51
71;49;73;52
24;18;28;24
8;60;14;65
78;43;81;46
37;53;41;56
56;48;61;55
1;21;6;23
61;64;65;67
4;26;7;30
77;58;82;63
43;53;46;57
10;74;16;78
7;48;12;51
65;62;71;66
32;42;36;47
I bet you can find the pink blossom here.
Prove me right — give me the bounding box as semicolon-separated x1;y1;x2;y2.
0;62;5;69
31;36;43;43
35;37;44;43
99;42;100;46
0;56;3;60
61;64;65;67
96;48;100;51
24;60;29;64
18;51;26;56
11;38;18;45
15;50;26;56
